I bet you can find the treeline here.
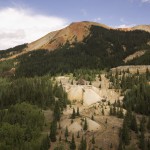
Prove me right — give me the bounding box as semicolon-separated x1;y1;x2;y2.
0;102;50;150
107;69;150;115
0;76;68;109
118;110;150;150
14;26;150;77
0;43;27;59
107;68;150;91
124;83;150;115
0;59;15;73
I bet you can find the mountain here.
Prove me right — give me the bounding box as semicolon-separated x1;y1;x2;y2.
27;21;111;51
0;21;150;77
132;25;150;33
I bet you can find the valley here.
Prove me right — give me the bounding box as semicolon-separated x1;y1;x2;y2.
0;21;150;150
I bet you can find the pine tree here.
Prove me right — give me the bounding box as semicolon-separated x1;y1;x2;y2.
99;75;101;81
79;136;87;150
54;101;61;121
118;108;124;118
130;114;138;133
99;84;101;88
146;68;150;80
136;69;139;75
50;120;57;142
89;81;92;85
139;131;145;150
91;115;94;120
70;134;76;150
109;107;113;116
121;119;130;145
65;126;69;141
71;108;76;119
83;118;88;131
76;107;80;116
113;105;116;116
140;118;145;132
102;108;104;115
71;80;73;85
92;134;95;144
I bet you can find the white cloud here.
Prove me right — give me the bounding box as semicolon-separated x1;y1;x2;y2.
94;17;101;22
115;24;136;28
141;0;150;3
0;7;68;50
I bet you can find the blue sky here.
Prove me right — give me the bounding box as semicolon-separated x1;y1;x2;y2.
0;0;150;49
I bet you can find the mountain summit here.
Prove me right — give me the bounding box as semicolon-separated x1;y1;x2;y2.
26;21;150;52
26;21;111;51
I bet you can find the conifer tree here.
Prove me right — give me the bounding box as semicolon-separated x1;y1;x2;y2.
65;126;69;141
109;107;113;116
99;84;101;88
121;118;130;145
113;105;116;116
76;107;80;116
146;68;150;80
140;118;145;132
79;136;87;150
91;115;94;120
71;80;73;85
70;134;76;150
99;75;101;81
92;134;95;144
83;118;88;131
130;114;138;133
50;120;57;142
54;101;61;121
139;131;145;150
71;108;76;119
89;80;92;85
102;108;104;115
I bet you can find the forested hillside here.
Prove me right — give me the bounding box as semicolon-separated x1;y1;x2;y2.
13;26;150;77
0;23;150;150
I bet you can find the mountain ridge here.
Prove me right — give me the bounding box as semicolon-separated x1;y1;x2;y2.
0;21;150;62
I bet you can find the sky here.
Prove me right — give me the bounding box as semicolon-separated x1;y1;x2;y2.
0;0;150;50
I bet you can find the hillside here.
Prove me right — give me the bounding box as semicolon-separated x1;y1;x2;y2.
0;22;150;62
0;21;150;150
0;21;150;77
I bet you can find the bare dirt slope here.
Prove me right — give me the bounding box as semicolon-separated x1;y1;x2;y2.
56;74;121;106
111;65;150;74
123;50;147;63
